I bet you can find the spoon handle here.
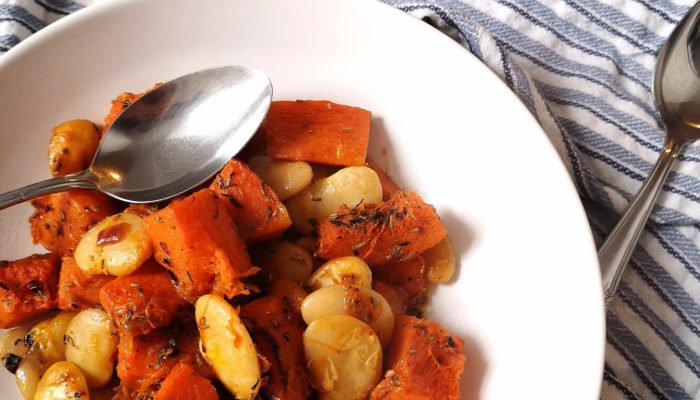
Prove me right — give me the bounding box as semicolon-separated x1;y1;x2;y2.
0;170;97;210
598;136;685;304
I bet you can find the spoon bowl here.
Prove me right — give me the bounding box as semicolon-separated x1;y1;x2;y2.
654;6;700;139
0;65;272;209
598;2;700;302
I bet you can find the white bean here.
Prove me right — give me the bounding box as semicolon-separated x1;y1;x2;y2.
48;119;100;177
26;312;76;366
301;285;394;347
13;312;77;399
304;314;382;400
306;257;372;291
33;361;90;400
0;328;28;373
15;354;42;400
248;155;313;200
195;294;260;400
74;212;152;276
259;241;314;284
424;236;457;284
285;166;382;235
64;308;118;387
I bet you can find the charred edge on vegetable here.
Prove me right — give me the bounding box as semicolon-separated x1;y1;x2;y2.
2;353;21;374
228;196;245;209
218;171;236;189
167;270;178;287
23;332;35;348
26;280;45;297
0;282;8;291
0;260;8;268
446;336;457;348
390;373;401;386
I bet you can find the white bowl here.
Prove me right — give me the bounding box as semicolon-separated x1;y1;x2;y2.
0;0;604;398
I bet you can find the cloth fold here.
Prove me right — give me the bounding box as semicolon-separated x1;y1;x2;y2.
1;0;698;398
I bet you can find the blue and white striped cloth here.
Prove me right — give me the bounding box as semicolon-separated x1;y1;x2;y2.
1;0;698;398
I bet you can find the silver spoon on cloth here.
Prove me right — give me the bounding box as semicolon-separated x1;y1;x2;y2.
0;65;272;209
599;2;700;303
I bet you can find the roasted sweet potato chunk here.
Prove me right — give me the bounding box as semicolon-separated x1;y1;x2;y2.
268;278;307;317
169;315;216;380
145;189;257;303
154;363;218;400
58;255;115;311
317;191;447;266
117;318;213;399
117;328;182;398
372;281;408;316
370;315;466;400
263;100;371;166
103;91;144;134
0;254;60;328
373;255;428;313
210;159;291;244
100;260;187;336
240;296;311;400
29;190;116;255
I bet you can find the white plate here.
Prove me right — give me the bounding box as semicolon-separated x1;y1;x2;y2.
0;0;605;398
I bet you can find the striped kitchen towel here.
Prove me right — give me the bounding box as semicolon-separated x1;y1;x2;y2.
1;0;698;398
0;0;90;51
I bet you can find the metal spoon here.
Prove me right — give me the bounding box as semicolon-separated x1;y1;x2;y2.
599;3;700;303
0;65;272;209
